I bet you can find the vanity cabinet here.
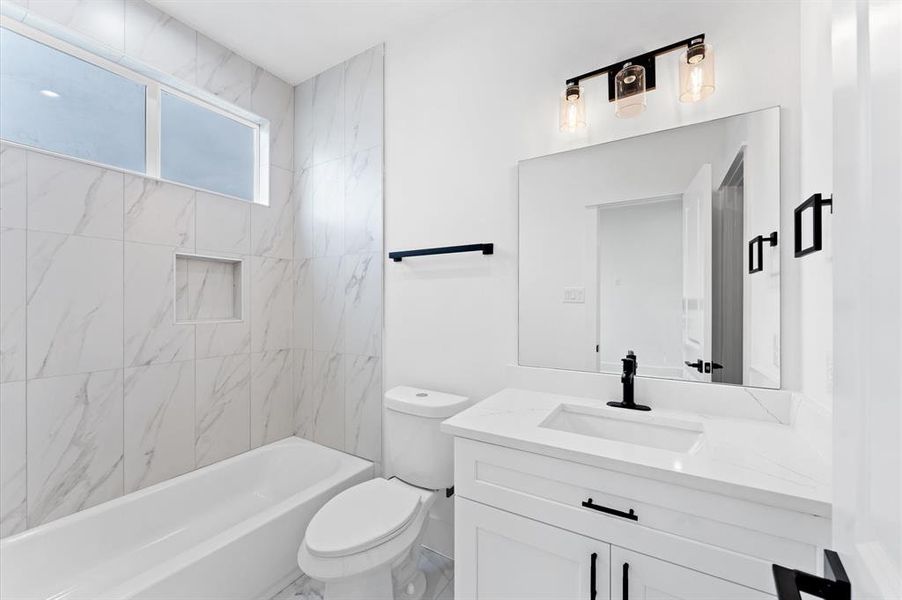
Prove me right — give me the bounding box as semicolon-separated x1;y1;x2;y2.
453;438;830;599
456;499;610;599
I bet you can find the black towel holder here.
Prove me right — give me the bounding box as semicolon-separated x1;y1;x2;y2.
388;243;494;262
794;193;833;258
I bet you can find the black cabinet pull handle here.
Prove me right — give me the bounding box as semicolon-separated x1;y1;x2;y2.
622;562;630;600
582;498;638;521
589;552;597;600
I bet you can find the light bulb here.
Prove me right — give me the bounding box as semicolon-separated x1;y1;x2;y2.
559;84;586;132
614;63;646;118
679;42;715;103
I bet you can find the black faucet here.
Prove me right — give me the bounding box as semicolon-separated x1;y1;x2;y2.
607;350;650;411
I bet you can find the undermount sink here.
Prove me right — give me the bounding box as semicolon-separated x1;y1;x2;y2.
539;404;704;453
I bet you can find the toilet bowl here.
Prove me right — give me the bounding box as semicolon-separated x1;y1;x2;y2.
297;386;469;600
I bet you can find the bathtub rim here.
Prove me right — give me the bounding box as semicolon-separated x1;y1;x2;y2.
0;437;373;600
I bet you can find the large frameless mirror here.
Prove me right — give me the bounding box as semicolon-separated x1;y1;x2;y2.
519;107;781;388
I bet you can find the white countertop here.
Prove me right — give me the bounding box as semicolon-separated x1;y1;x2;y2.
441;388;831;517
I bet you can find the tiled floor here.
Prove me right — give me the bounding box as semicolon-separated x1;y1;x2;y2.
269;546;453;600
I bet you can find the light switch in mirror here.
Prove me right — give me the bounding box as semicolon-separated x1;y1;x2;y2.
519;107;781;388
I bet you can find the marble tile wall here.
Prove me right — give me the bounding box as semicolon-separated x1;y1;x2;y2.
293;46;384;465
0;0;297;538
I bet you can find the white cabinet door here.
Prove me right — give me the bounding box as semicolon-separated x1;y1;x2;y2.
610;547;771;600
456;498;610;600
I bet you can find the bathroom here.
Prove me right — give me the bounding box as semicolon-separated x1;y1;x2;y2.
0;0;898;598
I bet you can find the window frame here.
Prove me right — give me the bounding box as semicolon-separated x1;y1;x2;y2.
0;11;270;205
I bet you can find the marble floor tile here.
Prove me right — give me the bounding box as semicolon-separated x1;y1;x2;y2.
268;547;453;600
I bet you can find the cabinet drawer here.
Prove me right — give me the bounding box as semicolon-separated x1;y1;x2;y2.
454;438;828;593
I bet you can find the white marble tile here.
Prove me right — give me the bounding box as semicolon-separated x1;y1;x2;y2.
251;69;294;170
295;351;344;451
344;45;383;155
124;360;194;492
27;152;123;239
185;257;240;321
0;228;26;383
292;258;313;350
250;256;292;353
309;159;344;258
269;573;323;600
293;169;313;261
27;232;123;379
0;144;26;229
343;253;381;357
195;354;250;467
293;77;315;172
195;191;250;254
27;369;123;527
252;166;293;259
196;318;250;359
0;381;26;538
343;147;382;255
311;64;345;166
124;242;194;367
124;0;195;82
250;350;293;448
292;348;313;435
344;354;381;461
196;34;253;108
124;175;195;248
25;0;126;51
312;256;344;353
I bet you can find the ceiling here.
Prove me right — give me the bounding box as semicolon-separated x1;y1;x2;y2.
148;0;470;85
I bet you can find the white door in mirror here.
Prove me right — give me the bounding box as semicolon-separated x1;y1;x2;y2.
681;163;713;382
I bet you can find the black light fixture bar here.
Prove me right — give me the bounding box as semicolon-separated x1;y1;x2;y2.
566;34;705;102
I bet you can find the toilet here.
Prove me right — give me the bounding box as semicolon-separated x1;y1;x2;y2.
297;386;469;600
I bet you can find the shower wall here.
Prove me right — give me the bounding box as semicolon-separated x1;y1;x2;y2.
292;46;385;466
0;0;296;537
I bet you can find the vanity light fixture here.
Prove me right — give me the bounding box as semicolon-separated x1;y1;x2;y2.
560;34;714;129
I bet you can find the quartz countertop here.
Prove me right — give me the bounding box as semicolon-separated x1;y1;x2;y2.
441;388;831;517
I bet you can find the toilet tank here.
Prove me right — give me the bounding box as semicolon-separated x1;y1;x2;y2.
383;386;470;490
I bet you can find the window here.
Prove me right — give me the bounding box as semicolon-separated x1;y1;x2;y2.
0;19;267;203
0;27;146;172
161;92;256;202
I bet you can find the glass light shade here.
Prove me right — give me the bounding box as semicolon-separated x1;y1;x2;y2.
614;63;646;118
679;43;715;102
559;85;586;132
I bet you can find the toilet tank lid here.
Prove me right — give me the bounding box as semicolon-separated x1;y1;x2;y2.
385;386;470;418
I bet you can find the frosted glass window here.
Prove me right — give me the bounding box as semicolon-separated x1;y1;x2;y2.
0;27;145;172
161;91;255;201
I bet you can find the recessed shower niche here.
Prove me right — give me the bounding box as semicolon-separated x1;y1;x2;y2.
174;253;244;323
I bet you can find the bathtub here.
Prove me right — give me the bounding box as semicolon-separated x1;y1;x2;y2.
0;437;372;600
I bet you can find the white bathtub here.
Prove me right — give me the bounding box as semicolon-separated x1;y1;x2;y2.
0;437;372;600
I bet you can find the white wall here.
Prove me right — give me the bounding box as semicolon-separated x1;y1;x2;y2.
384;1;803;406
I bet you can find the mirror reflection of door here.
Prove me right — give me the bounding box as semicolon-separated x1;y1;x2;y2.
681;164;713;382
712;151;745;384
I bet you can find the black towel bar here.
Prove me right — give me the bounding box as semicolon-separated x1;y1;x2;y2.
388;243;494;262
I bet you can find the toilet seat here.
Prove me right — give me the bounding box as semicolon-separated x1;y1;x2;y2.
305;478;423;558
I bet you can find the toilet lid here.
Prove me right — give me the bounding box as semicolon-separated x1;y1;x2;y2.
305;479;423;558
